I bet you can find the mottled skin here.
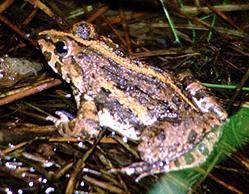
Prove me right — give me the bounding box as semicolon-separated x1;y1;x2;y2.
38;21;227;180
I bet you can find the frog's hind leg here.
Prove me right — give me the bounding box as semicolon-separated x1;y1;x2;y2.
168;125;223;172
178;71;227;121
110;160;168;182
114;126;223;182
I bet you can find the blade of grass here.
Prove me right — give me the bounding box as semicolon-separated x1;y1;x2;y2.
159;0;180;44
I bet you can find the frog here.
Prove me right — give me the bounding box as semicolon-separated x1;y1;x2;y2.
37;21;227;181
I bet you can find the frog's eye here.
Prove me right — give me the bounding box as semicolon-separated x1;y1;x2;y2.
55;40;69;57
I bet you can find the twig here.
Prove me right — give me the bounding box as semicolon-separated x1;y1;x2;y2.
0;78;62;106
181;4;249;15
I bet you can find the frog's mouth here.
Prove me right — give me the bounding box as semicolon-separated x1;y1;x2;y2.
37;40;65;83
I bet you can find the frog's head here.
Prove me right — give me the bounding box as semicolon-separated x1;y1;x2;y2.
38;30;73;82
37;27;93;93
37;21;98;78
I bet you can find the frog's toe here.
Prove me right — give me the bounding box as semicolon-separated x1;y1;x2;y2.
46;115;60;125
55;110;74;120
46;111;75;136
110;161;167;181
46;111;70;126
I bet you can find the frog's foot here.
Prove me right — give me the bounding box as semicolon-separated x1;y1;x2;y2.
110;161;168;182
47;111;100;138
111;125;223;182
46;110;75;136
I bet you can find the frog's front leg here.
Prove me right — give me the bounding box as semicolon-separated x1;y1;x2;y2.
47;100;100;138
46;110;74;135
73;100;101;138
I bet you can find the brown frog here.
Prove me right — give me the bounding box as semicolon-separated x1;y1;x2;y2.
37;21;227;180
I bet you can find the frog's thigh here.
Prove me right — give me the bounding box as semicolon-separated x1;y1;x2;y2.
73;100;100;137
169;128;222;172
119;128;222;180
178;71;227;121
